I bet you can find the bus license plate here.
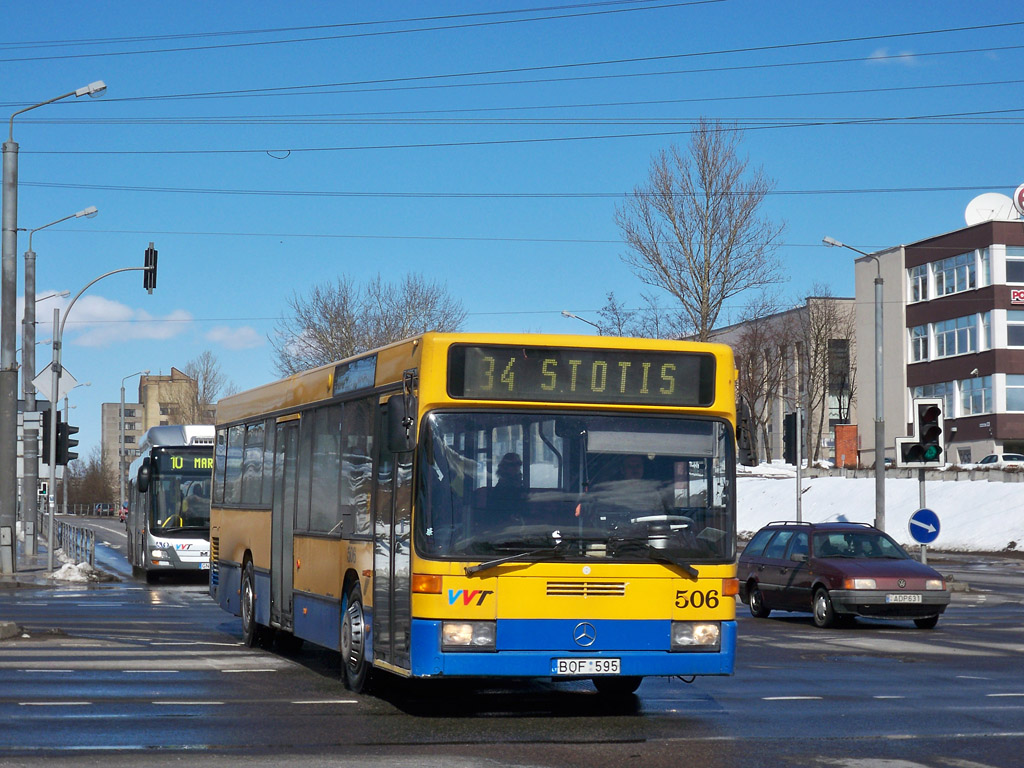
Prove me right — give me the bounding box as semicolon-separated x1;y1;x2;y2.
201;562;210;570
554;658;620;676
885;593;922;603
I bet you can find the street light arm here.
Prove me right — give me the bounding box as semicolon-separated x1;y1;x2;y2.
59;266;147;340
822;236;880;278
8;81;106;141
560;310;602;333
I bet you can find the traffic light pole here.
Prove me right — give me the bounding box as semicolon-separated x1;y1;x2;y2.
45;263;152;571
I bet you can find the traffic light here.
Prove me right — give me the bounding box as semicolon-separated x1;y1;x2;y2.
40;408;51;459
144;242;158;294
56;419;80;465
897;399;944;467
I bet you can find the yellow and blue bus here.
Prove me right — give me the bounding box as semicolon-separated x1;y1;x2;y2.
210;333;739;694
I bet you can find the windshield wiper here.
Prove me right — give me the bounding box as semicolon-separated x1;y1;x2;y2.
465;544;566;577
645;548;699;578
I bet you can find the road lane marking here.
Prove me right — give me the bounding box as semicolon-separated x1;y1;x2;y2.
221;669;278;673
152;701;224;706
762;696;822;701
292;700;359;705
19;702;91;706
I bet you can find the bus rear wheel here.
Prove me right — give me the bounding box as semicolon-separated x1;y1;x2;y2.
341;582;370;692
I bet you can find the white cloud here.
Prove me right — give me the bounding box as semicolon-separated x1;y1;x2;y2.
866;47;918;66
205;325;265;350
56;295;194;347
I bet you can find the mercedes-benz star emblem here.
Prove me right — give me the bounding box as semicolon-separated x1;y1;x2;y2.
573;622;596;647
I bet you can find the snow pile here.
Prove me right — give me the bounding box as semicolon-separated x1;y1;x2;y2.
738;466;1022;552
46;549;116;583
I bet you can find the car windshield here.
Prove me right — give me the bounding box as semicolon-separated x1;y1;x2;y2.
812;531;908;559
415;411;735;563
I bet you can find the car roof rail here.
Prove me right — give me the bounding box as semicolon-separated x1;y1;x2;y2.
765;520;812;527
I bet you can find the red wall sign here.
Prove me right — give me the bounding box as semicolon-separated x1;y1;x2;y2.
1011;288;1024;305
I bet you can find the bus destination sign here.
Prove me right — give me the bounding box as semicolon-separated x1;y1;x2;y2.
153;448;214;474
448;345;715;406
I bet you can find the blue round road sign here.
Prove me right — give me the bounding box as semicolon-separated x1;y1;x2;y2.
908;508;940;544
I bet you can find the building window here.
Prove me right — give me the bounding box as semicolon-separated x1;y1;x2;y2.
933;252;976;296
933;315;976;358
1008;375;1024;412
123;408;136;418
908;264;928;303
960;376;992;416
1008;310;1024;347
124;436;135;445
912;382;956;418
1006;246;1024;284
909;325;929;362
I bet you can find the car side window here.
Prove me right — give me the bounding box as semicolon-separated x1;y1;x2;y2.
786;532;809;560
744;528;776;558
762;530;794;559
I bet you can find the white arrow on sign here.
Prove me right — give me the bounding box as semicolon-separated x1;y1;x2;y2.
910;518;937;534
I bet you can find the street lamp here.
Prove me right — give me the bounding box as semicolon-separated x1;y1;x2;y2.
823;236;886;532
22;210;97;557
1;80;107;574
560;310;602;334
120;370;149;518
61;382;90;517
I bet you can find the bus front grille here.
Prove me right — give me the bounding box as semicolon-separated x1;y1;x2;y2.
546;581;626;597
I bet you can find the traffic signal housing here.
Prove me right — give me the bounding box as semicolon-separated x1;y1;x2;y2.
56;418;80;465
144;242;158;294
40;408;51;459
897;398;944;467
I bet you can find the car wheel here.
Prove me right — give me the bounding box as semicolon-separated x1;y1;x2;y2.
914;615;939;629
592;676;642;695
241;560;269;648
748;582;771;618
812;588;836;628
341;582;371;692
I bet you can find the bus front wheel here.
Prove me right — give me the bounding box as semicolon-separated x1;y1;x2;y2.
341;582;370;692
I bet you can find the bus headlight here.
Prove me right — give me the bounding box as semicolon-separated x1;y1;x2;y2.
671;621;721;651
442;621;496;650
150;549;168;560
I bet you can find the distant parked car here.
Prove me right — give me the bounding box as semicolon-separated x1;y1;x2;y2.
976;453;1024;469
738;520;950;629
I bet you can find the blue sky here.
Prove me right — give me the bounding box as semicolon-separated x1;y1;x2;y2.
4;1;1023;460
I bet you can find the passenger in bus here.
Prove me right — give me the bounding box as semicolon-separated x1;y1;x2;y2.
487;452;527;527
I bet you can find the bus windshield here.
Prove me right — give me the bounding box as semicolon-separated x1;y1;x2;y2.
151;473;212;533
416;411;735;563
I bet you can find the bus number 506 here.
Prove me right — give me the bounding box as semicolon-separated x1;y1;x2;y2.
675;589;719;609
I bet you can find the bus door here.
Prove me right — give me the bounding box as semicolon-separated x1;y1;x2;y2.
271;421;299;632
372;400;412;671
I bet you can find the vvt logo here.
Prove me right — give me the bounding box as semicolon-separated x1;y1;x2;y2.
448;589;494;606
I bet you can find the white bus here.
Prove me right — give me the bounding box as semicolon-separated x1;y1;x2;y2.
127;425;215;582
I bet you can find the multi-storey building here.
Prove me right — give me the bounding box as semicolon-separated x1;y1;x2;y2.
101;368;215;492
855;217;1024;466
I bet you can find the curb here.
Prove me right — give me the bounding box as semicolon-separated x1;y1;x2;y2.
0;621;21;640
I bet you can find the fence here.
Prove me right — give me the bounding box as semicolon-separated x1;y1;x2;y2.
55;519;96;567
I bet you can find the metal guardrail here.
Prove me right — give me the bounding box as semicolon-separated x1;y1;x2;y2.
55;519;95;567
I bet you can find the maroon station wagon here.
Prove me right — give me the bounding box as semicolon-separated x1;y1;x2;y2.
738;521;951;629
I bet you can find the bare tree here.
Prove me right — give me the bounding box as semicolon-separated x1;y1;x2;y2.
732;293;798;464
67;447;116;507
272;273;466;375
615;118;786;341
796;287;857;463
596;291;685;339
169;351;234;425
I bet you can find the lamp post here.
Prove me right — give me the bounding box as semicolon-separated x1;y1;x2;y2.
823;236;886;531
22;210;97;556
61;382;90;518
120;370;149;518
560;310;602;334
1;80;106;574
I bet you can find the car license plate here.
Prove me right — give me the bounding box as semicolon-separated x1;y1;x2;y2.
885;593;922;603
554;658;620;676
201;562;210;570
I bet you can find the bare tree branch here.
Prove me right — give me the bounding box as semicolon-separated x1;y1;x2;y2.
615;118;786;341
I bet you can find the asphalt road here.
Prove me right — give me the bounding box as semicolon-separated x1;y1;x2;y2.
0;517;1020;767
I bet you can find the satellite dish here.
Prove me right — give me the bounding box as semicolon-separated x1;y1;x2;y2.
965;193;1018;226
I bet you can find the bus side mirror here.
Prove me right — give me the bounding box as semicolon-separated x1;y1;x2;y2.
387;394;417;453
137;457;151;494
